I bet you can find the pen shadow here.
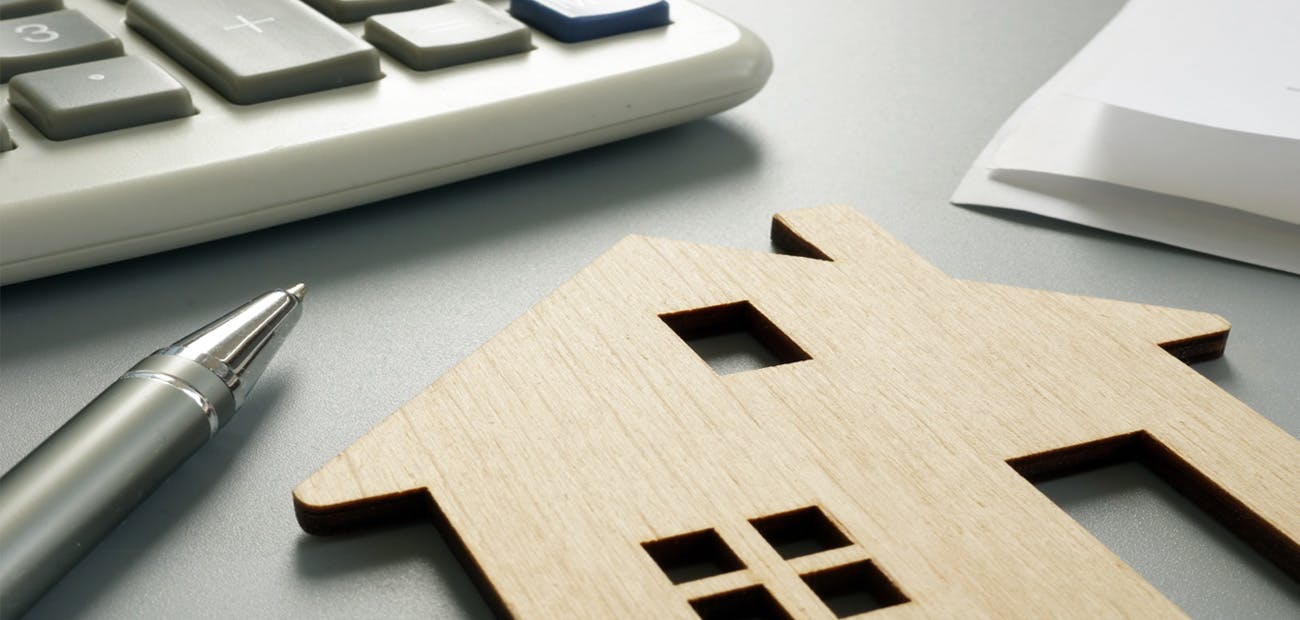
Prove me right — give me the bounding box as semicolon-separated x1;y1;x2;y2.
0;118;761;366
21;379;288;620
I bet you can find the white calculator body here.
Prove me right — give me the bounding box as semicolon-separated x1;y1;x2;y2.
0;0;771;284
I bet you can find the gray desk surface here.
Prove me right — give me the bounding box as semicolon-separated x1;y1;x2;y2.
2;0;1297;617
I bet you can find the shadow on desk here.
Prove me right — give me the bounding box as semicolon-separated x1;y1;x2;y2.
296;523;494;619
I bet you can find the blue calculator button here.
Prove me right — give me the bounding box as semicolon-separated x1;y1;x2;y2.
510;0;669;43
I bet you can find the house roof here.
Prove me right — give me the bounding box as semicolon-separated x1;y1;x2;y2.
294;206;1297;618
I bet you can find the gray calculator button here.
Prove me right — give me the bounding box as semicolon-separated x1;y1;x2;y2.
8;56;194;140
366;1;531;71
0;119;13;151
126;0;381;105
1;9;123;82
0;0;63;20
303;0;446;24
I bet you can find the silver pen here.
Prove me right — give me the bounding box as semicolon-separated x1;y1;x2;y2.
0;284;306;619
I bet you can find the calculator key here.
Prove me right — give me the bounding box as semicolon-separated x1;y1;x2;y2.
0;120;13;152
0;0;62;19
8;56;194;140
126;0;381;105
366;1;531;71
509;0;668;43
1;9;123;82
303;0;446;23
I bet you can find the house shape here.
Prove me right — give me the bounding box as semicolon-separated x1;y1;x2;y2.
295;206;1299;618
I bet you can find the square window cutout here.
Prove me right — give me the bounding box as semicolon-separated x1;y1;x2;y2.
660;301;811;375
690;585;793;620
750;506;852;559
801;560;909;617
643;529;746;584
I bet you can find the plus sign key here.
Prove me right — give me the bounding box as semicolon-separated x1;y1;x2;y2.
127;0;380;104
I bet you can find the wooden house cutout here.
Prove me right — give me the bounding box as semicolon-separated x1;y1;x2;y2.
296;206;1299;618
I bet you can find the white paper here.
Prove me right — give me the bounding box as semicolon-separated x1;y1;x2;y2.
1072;0;1300;141
951;0;1300;274
955;166;1300;275
988;0;1300;225
992;94;1300;226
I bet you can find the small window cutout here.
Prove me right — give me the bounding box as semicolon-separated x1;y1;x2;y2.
801;560;909;617
660;301;811;375
690;585;793;620
643;529;746;584
750;506;852;559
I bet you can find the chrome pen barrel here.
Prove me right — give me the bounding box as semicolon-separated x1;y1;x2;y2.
0;355;230;619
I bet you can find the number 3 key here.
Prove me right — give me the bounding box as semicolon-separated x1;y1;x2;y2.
0;9;122;82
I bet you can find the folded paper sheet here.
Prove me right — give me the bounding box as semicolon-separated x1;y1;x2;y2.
952;0;1300;274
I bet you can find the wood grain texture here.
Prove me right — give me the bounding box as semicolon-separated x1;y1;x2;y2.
294;206;1299;618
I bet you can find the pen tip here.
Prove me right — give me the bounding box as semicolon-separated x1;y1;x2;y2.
286;283;307;301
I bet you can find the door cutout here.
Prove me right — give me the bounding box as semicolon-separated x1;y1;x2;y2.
1009;432;1300;617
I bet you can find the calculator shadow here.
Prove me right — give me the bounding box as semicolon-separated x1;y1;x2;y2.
0;117;760;364
289;115;765;281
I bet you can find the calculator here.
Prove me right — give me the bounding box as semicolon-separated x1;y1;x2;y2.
0;0;771;284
